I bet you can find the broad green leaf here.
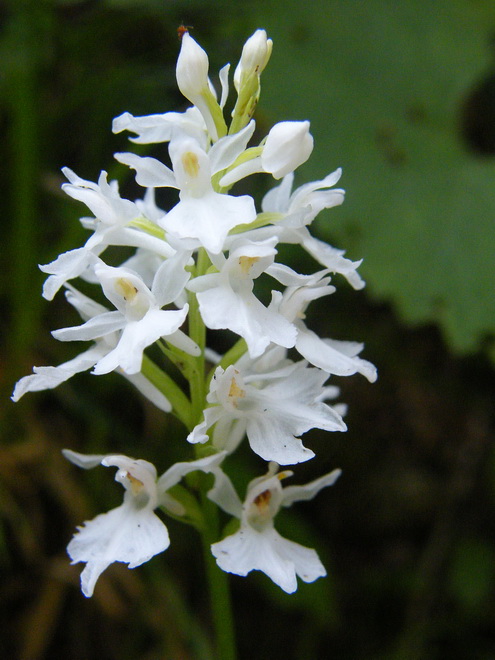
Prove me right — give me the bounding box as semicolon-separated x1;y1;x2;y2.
250;0;495;355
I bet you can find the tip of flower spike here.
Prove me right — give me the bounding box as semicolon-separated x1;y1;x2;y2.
176;32;209;95
177;24;193;40
234;29;273;92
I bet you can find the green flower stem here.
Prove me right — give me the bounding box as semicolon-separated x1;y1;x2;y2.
229;211;282;234
188;248;210;423
185;248;237;658
188;301;206;423
200;492;237;660
141;355;194;430
158;341;201;389
129;216;166;239
229;76;260;136
202;87;228;139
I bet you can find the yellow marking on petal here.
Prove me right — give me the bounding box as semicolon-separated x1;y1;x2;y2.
126;472;145;495
228;376;245;406
238;256;259;274
253;488;272;513
182;151;200;178
115;277;138;302
277;470;293;481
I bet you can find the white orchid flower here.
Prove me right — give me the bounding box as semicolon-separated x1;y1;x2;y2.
112;105;208;148
52;252;198;375
188;362;346;464
187;238;299;358
233;29;273;92
220;121;314;187
273;273;377;382
211;462;341;593
116;122;257;254
12;286;172;412
41;169;174;301
175;31;223;141
63;450;170;598
260;170;365;290
63;448;241;598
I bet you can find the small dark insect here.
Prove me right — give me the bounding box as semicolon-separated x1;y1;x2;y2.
177;24;193;40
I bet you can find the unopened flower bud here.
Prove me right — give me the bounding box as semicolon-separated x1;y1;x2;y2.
262;121;314;179
234;29;273;92
176;32;209;101
175;32;227;141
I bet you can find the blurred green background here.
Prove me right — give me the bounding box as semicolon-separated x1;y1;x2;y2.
1;0;495;658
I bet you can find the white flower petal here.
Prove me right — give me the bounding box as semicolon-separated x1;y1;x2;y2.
52;311;124;343
290;168;343;212
64;286;109;320
93;307;188;375
266;262;321;287
176;32;209;101
165;329;201;356
162;191;256;254
246;414;315;464
282;468;342;507
296;327;378;382
261;173;294;213
196;283;295;358
62;449;105;469
301;232;365;289
68;504;169;597
151;251;191;307
112;108;207;146
212;526;325;594
62;169;138;226
157;452;242;518
40;247;102;301
252;365;346;432
187;406;223;444
115;152;177;188
262;121;314;179
11;344;107;401
218;63;230;109
110;228;175;258
206;469;243;518
208;120;256;174
212;417;247;455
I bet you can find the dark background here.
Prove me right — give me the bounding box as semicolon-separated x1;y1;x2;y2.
1;1;494;658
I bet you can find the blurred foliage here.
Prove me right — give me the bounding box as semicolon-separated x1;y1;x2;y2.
1;1;495;659
251;0;495;357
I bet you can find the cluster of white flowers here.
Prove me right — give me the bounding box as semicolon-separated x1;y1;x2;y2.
13;30;376;597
